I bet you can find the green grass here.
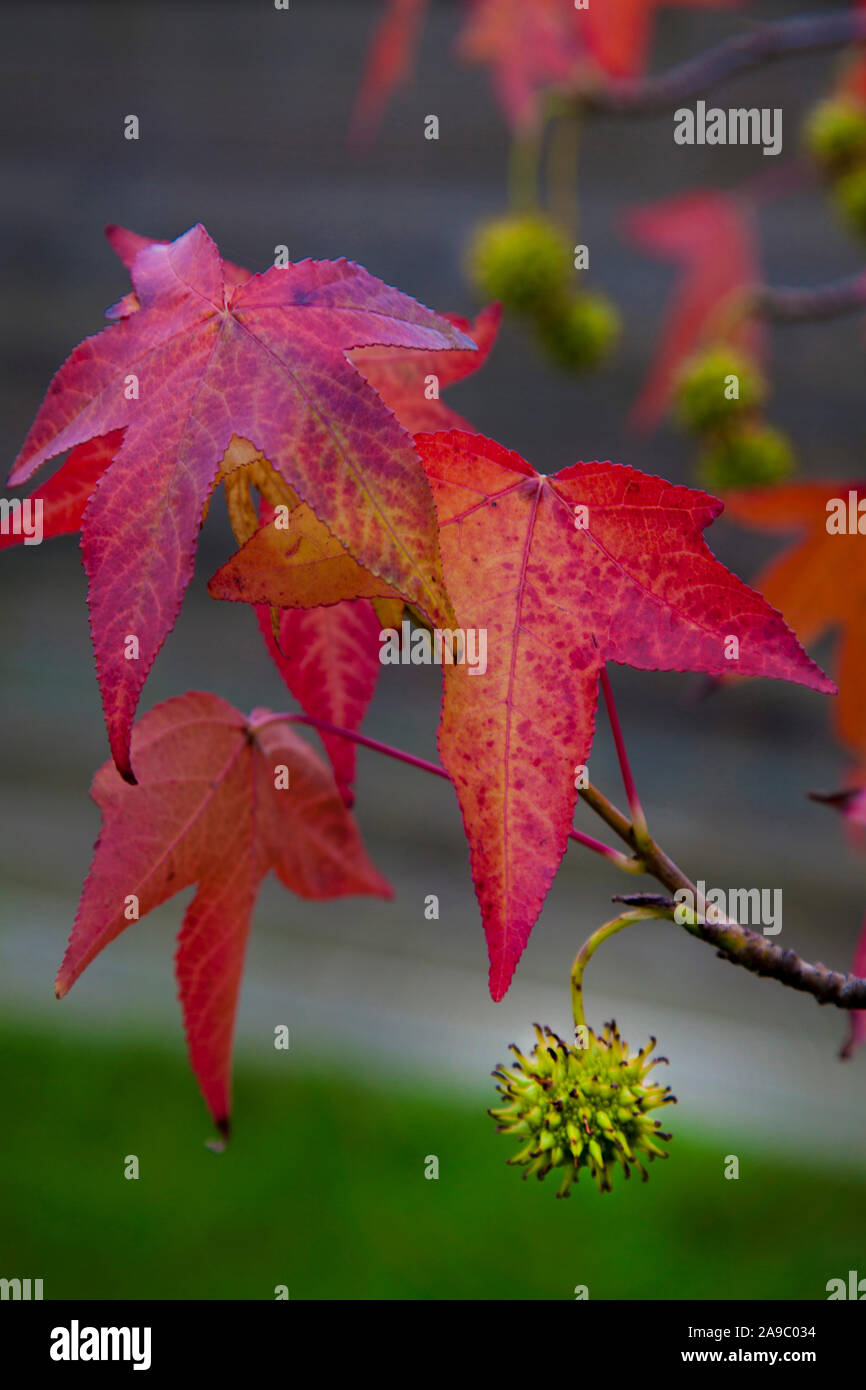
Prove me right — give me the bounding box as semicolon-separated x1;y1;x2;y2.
0;1019;862;1300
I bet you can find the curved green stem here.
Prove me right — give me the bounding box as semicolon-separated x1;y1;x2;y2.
570;907;674;1031
508;127;542;213
544;104;581;239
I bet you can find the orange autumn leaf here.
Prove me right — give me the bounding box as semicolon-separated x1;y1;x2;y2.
725;481;866;757
207;497;406;612
209;501;405;800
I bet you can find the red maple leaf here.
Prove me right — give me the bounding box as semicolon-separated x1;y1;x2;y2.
217;430;835;998
623;190;763;431
0;432;122;552
255;601;384;806
55;692;390;1134
204;298;499;797
9;224;471;780
416;431;832;999
105;222;251;294
352;303;502;433
4;232;486;803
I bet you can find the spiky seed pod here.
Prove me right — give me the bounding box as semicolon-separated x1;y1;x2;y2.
466;214;571;316
804;97;866;174
534;291;621;371
698;423;795;491
674;347;765;435
490;1022;675;1196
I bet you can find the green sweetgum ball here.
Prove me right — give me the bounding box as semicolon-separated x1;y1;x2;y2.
835;164;866;239
534;291;621;371
698;424;795;490
674;347;765;435
466;214;571;315
804;97;866;173
490;1021;675;1196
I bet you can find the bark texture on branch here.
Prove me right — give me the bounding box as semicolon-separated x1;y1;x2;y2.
579;785;866;1011
575;12;866;116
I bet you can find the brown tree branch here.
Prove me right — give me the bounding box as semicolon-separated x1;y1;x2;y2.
579;784;866;1010
261;713;866;1015
573;11;866;117
750;270;866;321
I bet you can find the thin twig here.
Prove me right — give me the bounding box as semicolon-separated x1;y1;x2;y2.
582;787;866;1010
599;666;648;838
252;710;632;865
751;270;866;322
256;711;866;1011
574;11;866;117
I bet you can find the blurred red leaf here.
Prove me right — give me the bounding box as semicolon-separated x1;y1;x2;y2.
459;0;585;130
10;223;469;779
354;0;745;136
583;0;742;81
350;0;430;147
624;190;763;431
810;783;866;841
841;0;866;104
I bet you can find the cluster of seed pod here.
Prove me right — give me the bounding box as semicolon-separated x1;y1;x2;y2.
466;213;620;373
490;1021;675;1197
804;93;866;241
674;347;795;491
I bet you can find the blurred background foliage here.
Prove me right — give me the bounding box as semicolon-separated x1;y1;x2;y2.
4;1021;865;1300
